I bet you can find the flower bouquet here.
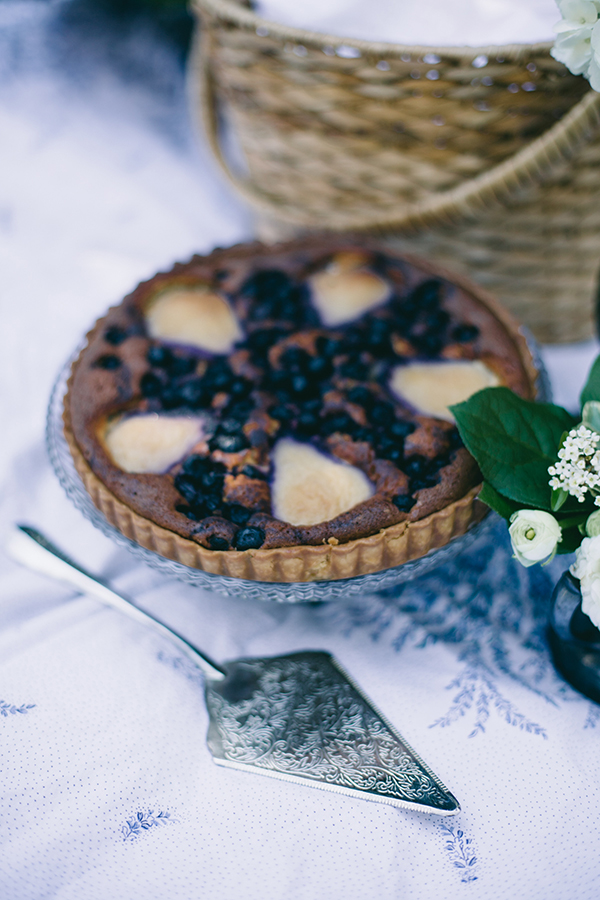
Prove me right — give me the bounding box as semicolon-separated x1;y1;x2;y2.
452;355;600;700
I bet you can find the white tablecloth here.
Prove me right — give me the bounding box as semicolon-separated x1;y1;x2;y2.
2;4;600;899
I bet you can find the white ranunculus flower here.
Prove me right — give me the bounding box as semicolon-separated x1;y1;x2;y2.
551;0;600;85
509;510;562;567
571;534;600;628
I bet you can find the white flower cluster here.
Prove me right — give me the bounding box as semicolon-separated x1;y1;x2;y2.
548;424;600;503
551;0;600;90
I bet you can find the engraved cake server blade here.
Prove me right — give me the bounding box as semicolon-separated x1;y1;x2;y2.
7;524;460;816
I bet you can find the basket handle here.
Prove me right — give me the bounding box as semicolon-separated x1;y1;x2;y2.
190;21;600;233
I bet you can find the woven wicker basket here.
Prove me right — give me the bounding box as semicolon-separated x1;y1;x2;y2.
190;0;600;343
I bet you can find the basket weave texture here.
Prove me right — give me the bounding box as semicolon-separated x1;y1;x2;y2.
191;0;600;343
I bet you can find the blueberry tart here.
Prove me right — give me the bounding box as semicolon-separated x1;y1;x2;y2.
64;237;539;582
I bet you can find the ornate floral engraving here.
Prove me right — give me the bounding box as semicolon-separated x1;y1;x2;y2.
205;652;457;811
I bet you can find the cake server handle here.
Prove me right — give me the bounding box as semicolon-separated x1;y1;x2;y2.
6;524;226;681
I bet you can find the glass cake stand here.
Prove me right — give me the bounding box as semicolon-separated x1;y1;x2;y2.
47;334;546;603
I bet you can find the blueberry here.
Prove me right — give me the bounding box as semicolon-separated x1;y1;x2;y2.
347;386;374;408
104;325;127;345
322;413;358;436
208;534;230;551
296;412;319;436
341;329;362;350
410;476;436;492
370;402;395;427
229;377;252;398
290;374;310;396
339;358;368;380
412;332;444;356
269;404;293;423
242;270;300;321
242;269;293;303
174;473;201;504
177;378;208;408
203;359;234;391
282;373;320;399
167;355;197;377
226;398;254;420
295;412;321;437
304;398;322;413
391;309;416;331
234;526;266;550
219;417;243;435
390;419;415;439
424;309;450;332
366;318;392;352
404;456;428;478
182;454;212;478
315;336;343;358
405;456;440;492
226;504;252;526
210;433;249;453
410;279;442;310
271;370;293;393
204;495;222;514
160;385;185;410
452;323;479;342
392;494;417;512
246;327;288;356
95;354;121;370
299;301;320;328
376;438;403;462
140;372;163;397
200;469;225;493
280;347;311;373
241;465;267;480
147;345;173;368
307;356;333;378
175;503;200;521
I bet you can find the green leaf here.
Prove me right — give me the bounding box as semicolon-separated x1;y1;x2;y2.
551;488;568;512
582;401;600;434
556;513;591;529
556;527;584;554
478;483;519;521
451;387;577;511
580;354;600;407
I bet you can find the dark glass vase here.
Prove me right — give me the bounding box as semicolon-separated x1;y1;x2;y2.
549;571;600;704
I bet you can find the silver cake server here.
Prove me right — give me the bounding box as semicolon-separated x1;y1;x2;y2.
7;524;459;816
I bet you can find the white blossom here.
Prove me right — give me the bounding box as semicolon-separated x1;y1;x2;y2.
509;510;562;567
571;534;600;628
551;0;600;87
548;424;600;503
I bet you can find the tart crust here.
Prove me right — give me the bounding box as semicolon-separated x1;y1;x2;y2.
63;238;540;582
64;403;485;582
